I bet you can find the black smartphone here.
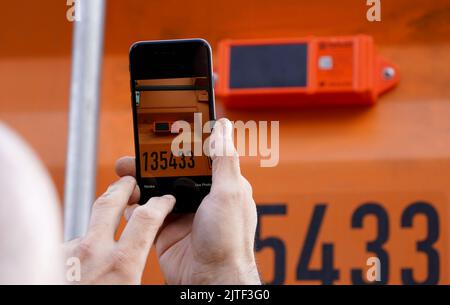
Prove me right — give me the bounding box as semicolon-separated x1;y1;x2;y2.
129;39;216;213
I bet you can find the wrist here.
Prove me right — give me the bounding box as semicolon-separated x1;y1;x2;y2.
227;260;261;285
195;258;261;285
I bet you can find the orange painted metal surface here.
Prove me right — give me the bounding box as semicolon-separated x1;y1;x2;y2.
1;0;450;284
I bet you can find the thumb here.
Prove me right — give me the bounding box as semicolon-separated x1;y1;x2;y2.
210;118;241;182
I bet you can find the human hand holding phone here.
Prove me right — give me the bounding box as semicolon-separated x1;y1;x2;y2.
116;118;261;284
63;177;175;284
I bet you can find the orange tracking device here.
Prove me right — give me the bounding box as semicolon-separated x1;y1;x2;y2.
216;35;399;108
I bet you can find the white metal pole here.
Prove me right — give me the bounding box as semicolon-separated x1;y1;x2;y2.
64;0;106;241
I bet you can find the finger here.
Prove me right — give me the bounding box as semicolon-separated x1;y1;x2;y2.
115;156;136;177
155;213;194;257
123;204;181;235
62;237;82;255
129;184;140;206
116;157;140;205
118;195;176;263
210;118;241;181
88;176;136;239
124;204;139;221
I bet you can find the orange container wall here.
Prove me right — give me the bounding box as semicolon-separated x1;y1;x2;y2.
0;0;449;284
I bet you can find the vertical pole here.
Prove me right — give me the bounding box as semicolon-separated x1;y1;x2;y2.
64;0;106;241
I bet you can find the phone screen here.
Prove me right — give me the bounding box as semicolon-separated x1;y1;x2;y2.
129;39;215;212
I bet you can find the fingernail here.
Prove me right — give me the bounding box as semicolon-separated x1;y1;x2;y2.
162;194;176;202
214;118;226;130
121;175;136;183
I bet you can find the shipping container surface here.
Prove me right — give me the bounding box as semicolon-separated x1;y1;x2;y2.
0;0;449;284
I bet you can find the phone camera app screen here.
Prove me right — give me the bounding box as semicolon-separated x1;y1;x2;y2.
134;75;213;211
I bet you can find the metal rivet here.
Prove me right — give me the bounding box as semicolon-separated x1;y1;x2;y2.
383;67;395;80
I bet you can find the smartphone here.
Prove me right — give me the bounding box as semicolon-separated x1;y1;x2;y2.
129;39;216;213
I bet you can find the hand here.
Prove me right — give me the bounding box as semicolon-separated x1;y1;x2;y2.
116;118;261;284
63;176;175;284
